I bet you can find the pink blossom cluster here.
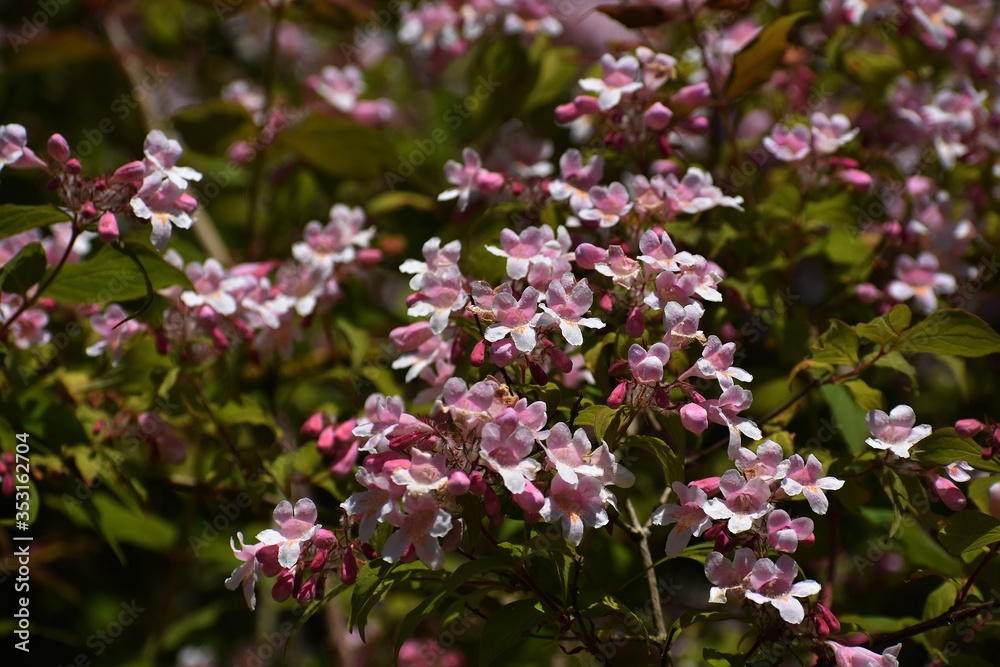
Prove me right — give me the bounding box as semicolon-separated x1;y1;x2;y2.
226;498;366;609
331;377;634;568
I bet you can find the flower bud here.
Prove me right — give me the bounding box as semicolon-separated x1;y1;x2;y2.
340;549;358;585
80;201;97;220
468;471;487;495
313;528;337;550
446;471;471;496
607;381;627;409
573;95;601;115
527;358;548;385
475;171;504;196
680;403;709;434
470;339;486;367
626;307;645;338
65;158;82;175
599;292;613;313
691;476;721;496
929;474;966;511
360;543;378;560
47;133;70;163
271;569;295;602
841;168;872;193
317;426;336;454
176;193;199;214
989;482;1000;520
111;160;146;183
573;242;607;270
644;102;673;131
489;339;518;367
296;576;317;604
356;248;383;264
855;282;881;304
549;347;573;374
483;487;503;525
554;102;580;123
300;412;326;438
672;82;712;107
389;322;433;352
97;212;119;243
954;419;984;438
512;480;545;514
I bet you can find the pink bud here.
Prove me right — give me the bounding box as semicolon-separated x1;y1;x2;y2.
989;482;1000;520
47;134;70;162
813;603;841;638
626;307;645;338
317;426;336;454
512;480;545;514
573;95;601;115
680;403;708;434
271;569;295;602
233;318;254;342
65;158;82;175
672;82;712;107
607;381;627;409
840;168;872;192
296;576;317;604
955;419;984;438
175;193;199;214
405;292;425;308
111;160;146;183
930;474;966;511
644;102;673;131
446;471;471;496
92;420;104;435
527;358;548;385
574;242;607;270
360;542;378;560
683;116;710;134
301;412;326;438
555;102;580;123
483;487;503;525
81;201;97;220
489;339;518;367
340;549;358;584
97;212;119;243
210;327;229;350
471;339;486;367
155;329;171;355
227;141;257;165
475;170;505;196
881;220;903;237
609;359;629;377
313;528;337;550
549;347;573;374
691;476;721;496
468;471;487;495
356;248;383;264
855;282;881;304
599;292;613;313
389;321;434;352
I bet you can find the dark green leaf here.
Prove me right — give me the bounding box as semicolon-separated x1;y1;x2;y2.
0;242;46;295
480;599;547;667
623;434;683;485
811;319;860;366
912;429;1000;473
0;204;70;240
843;379;883;413
938;511;1000;555
897;310;1000;357
44;243;191;304
278;116;398;180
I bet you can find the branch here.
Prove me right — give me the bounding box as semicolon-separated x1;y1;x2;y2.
868;599;999;647
626;497;667;640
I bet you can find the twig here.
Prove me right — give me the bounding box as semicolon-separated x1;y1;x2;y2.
625;497;667;640
868;598;999;647
955;542;1000;607
0;223;79;338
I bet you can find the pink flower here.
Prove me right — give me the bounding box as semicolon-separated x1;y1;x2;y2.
681;335;752;389
438;148;504;211
292;204;373;275
225;532;261;610
825;641;902;667
705;547;757;603
548;149;604;213
579;182;632;228
0;123;47;176
392;450;450;497
484;286;541;353
539;475;609;545
885;253;956;314
578;54;644;111
662;167;743;214
635;46;677;88
637;229;678;272
309;65;364;112
180;259;253;316
628;342;671;385
663;302;706;348
702;469;772;533
766;509;814;553
479;413;541;494
780;454;844;515
0;294;49;349
400;237;462;290
486;226;561;281
383;495;454;570
595;245;642;288
734;440;788;484
140;130;203;189
407;268;469;334
342;466;398;540
651;482;713;557
926;473;966;511
703;386;762;459
864;405;931;458
764;124;812;161
256;499;321;569
538;275;605;347
745;555;821;624
810;112;858;155
944;460;973;483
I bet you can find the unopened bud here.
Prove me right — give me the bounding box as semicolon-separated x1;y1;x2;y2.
607;381;627;409
111;160;146;183
47;133;70;162
471;339;486;367
97;212;119;243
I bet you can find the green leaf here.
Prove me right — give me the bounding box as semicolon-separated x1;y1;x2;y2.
351;561;424;641
911;429;1000;474
0;204;70;240
623;434;683;486
811;319;860;366
595;406;626;443
278;116;397;180
819;384;869;453
725;12;811;99
395;557;515;659
897;310;1000;357
479;599;547;667
855;305;912;346
938;511;1000;555
844;379;884;413
0;242;46;295
921;580;959;650
872;351;918;388
43;243;191;304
